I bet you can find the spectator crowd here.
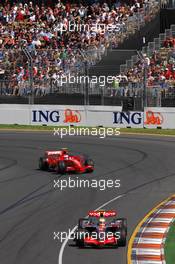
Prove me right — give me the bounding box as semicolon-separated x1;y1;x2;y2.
113;36;175;98
0;0;159;96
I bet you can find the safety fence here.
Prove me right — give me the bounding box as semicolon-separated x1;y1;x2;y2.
1;78;175;109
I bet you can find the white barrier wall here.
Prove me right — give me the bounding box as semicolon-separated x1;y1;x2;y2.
87;109;143;127
0;104;175;129
0;104;143;128
0;105;30;125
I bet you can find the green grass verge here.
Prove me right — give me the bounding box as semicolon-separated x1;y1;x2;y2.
121;128;175;135
0;124;55;130
165;220;175;264
0;124;175;136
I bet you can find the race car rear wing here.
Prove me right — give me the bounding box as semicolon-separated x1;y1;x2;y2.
45;151;62;156
88;210;117;217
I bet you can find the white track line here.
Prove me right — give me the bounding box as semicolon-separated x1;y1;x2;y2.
58;194;125;264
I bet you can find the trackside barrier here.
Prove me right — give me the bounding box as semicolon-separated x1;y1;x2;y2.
0;105;175;129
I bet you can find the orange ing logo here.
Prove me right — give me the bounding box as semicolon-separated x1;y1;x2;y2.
144;110;164;125
64;109;81;123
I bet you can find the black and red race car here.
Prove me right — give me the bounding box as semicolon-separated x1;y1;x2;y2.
38;148;94;174
73;210;127;248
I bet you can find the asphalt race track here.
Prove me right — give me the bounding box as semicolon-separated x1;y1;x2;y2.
0;131;175;264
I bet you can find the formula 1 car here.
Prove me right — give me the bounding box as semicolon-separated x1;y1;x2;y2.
73;210;127;248
38;148;94;174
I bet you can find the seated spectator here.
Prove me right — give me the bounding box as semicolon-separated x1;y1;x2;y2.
0;0;159;96
119;36;175;98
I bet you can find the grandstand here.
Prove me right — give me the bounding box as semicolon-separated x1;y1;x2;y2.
0;0;175;109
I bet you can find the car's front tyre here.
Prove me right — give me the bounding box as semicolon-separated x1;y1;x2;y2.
85;158;94;173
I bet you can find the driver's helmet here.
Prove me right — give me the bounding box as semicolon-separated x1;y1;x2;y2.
99;217;106;226
61;148;68;155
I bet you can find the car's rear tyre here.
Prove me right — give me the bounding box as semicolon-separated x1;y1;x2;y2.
117;218;127;235
39;157;48;171
56;160;67;174
117;227;127;247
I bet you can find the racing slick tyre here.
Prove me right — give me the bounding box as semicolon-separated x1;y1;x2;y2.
117;218;127;235
117;227;127;247
85;158;94;172
75;228;86;248
85;158;94;166
56;161;67;174
39;157;48;171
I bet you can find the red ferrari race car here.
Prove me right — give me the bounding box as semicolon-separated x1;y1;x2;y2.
73;210;127;248
38;148;94;174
